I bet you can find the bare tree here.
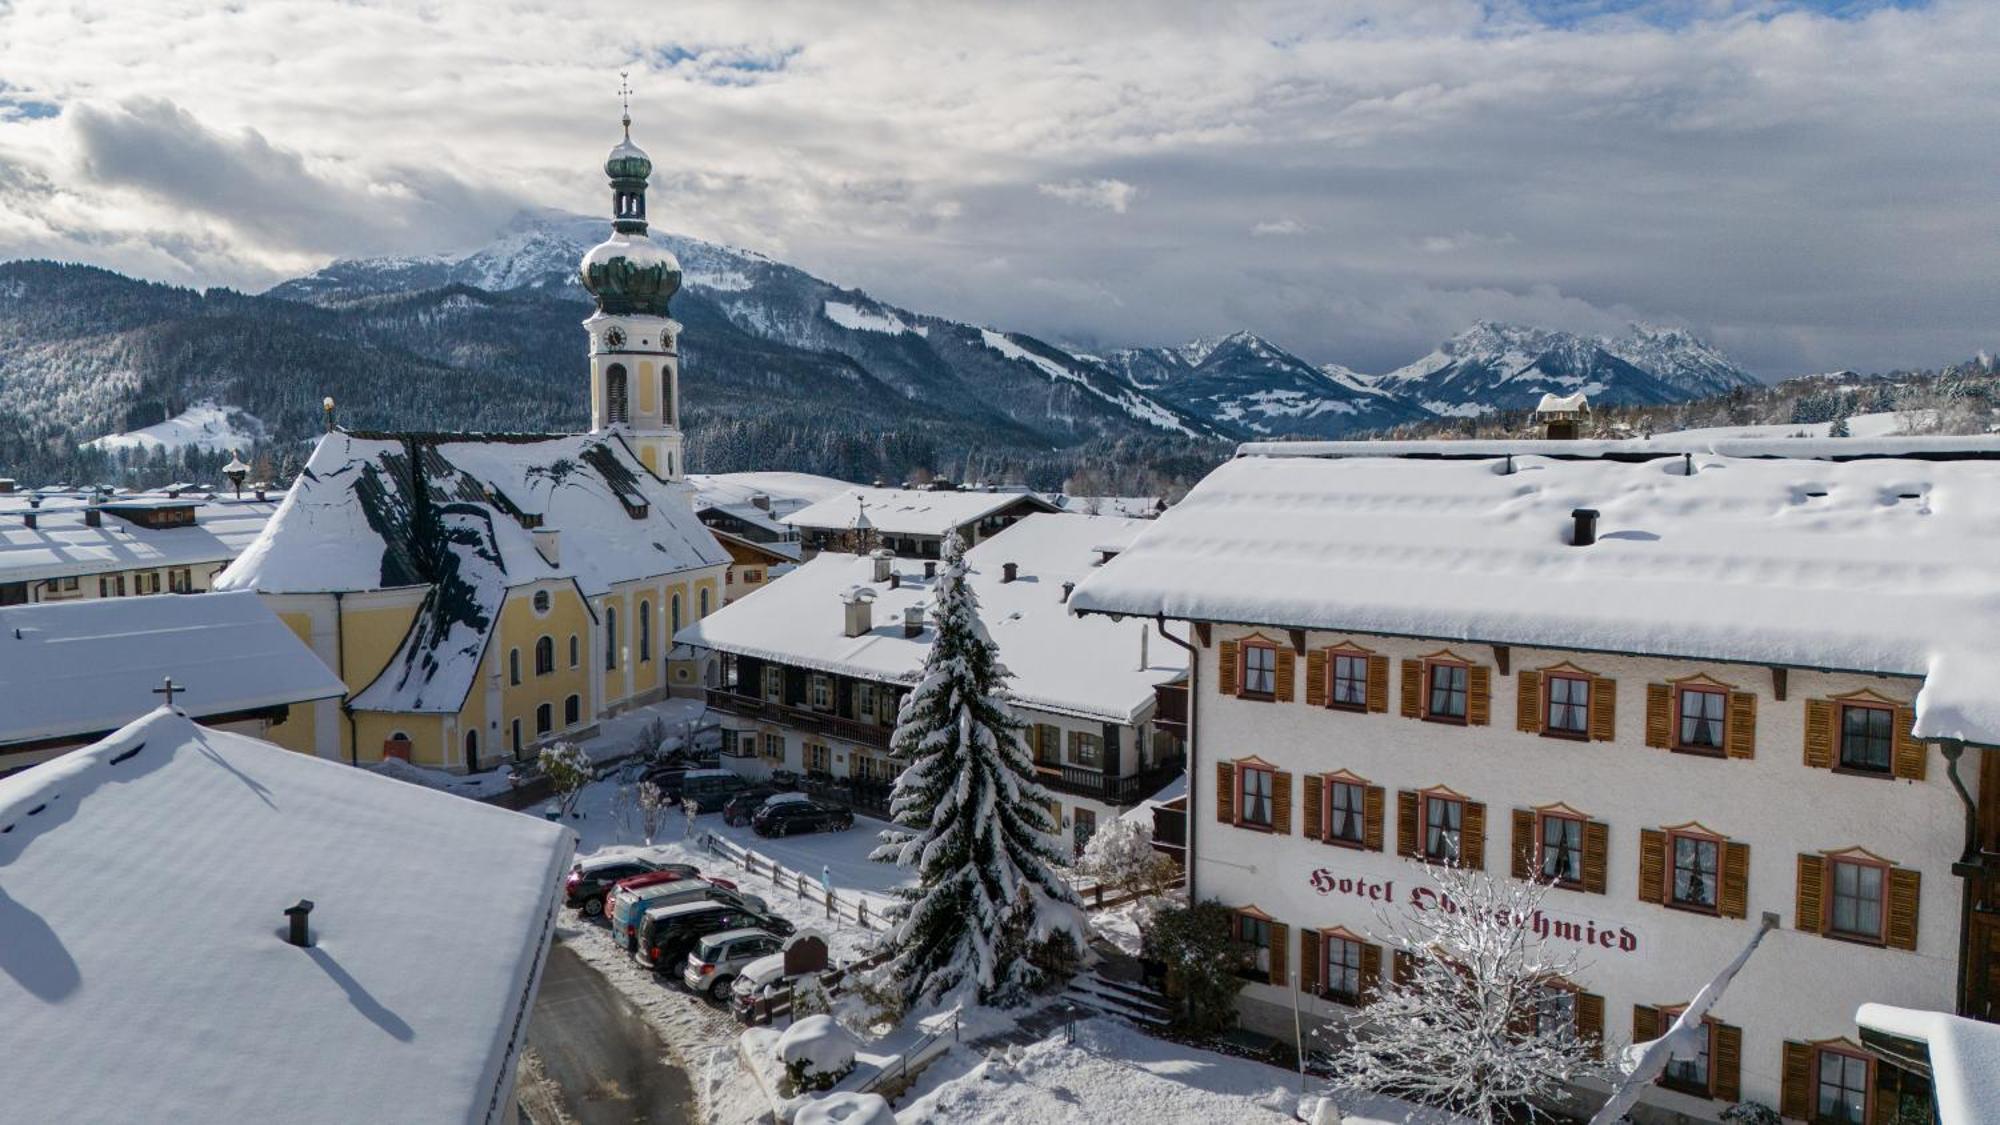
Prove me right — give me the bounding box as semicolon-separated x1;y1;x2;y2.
636;780;669;844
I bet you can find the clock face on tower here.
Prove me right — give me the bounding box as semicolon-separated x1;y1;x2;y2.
604;327;626;350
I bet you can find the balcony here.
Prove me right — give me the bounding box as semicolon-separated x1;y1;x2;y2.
705;688;893;751
1034;759;1185;806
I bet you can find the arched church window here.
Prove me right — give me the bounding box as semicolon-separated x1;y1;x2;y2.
661;369;673;424
606;364;629;424
605;606;619;670
639;600;652;661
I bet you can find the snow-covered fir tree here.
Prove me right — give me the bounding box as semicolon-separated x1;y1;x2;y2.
869;531;1085;1008
1318;861;1608;1124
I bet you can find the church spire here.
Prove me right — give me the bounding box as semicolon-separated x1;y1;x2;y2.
579;75;680;318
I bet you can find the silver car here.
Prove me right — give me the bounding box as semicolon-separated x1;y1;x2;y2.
681;927;786;1001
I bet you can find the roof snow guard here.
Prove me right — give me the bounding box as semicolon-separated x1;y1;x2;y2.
1069;449;2000;749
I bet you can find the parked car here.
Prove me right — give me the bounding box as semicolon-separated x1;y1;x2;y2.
636;900;795;973
722;788;810;827
643;756;723;795
564;850;701;917
609;879;763;952
751;798;855;837
677;769;753;812
681;927;786;1001
729;951;825;1022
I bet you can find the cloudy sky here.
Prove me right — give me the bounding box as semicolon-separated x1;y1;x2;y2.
0;0;1993;376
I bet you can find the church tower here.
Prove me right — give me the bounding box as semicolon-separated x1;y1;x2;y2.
578;86;685;480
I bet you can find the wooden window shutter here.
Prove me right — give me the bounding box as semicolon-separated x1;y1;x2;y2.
1268;921;1289;987
1781;1041;1814;1120
1215;762;1235;825
1510;809;1536;880
1713;1023;1743;1103
1795;853;1826;934
1720;841;1751;919
1396;790;1419;858
1582;820;1610;895
1301;774;1323;842
1632;1004;1661;1044
1461;801;1487;871
1468;665;1492;726
1645;683;1672;748
1400;659;1422;718
1591;677;1617;741
1516;670;1542;734
1638;829;1667;904
1576;991;1605;1048
1363;785;1386;851
1359;943;1382;1000
1726;691;1757;759
1804;698;1835;769
1305;650;1328;708
1887;867;1921;951
1272;771;1294;835
1893;704;1927;781
1366;654;1389;713
1391;949;1415;987
1300;929;1321;996
1274;648;1297;703
1217;640;1240;697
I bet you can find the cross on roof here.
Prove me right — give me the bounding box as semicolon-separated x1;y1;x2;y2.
619;71;632;137
153;676;183;707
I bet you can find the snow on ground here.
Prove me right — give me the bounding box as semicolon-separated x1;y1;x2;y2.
823;300;927;338
1658;409;1921;441
897;1017;1462;1124
84;400;266;454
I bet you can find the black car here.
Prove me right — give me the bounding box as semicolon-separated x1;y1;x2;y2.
636;900;796;973
564;853;702;917
721;786;789;826
751;798;855;837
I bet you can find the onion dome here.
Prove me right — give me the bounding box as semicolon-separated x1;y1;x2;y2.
605;137;652;182
579;103;680;317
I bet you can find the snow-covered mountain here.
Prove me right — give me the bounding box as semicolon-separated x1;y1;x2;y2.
1377;322;1696;418
1606;323;1759;399
1104;331;1431;439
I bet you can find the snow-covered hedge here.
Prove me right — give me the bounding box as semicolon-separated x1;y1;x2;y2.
794;1091;896;1125
777;1014;858;1093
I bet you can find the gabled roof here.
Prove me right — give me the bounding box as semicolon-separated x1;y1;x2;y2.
688;470;854;510
0;590;347;748
0;709;573;1123
1068;449;2000;746
679;514;1185;723
0;493;275;585
784;487;1060;538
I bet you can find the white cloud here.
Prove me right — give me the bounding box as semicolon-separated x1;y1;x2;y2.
1252;218;1304;236
1036;178;1138;213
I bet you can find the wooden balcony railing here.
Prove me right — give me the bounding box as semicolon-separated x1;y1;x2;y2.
705;688;893;751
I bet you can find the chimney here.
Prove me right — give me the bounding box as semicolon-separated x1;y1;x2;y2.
902;605;925;638
22;511;34;530
924;560;937;580
284;899;314;947
1138;624;1149;671
1001;562;1018;583
83;505;101;529
254;486;268;502
532;527;561;567
871;549;893;583
0;478;15;494
843;588;877;638
1570;508;1599;547
750;493;772;511
888;573;901;590
1060;580;1074;603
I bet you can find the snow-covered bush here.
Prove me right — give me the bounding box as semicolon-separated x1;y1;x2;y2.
777;1015;858;1094
988;884;1083;1007
1076;816;1181;901
790;971;833;1019
539;742;592;819
1721;1102;1782;1125
794;1092;896;1125
1141;899;1247;1035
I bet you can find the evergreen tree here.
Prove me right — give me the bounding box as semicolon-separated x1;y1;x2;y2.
869;531;1084;1008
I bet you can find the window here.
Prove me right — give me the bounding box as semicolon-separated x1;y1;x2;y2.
464;730;479;770
859;683;878;723
61;577;78;592
606;363;629;424
1660;1010;1712;1097
1032;724;1061;767
532;589;551;614
811;674;832;710
1540;813;1584;886
1425;794;1464;861
638;601;652;661
509;648;521;686
1238;765;1274;828
605;606;618;670
535;703;553;736
1234;913;1272;975
1546;674;1590;736
1677;685;1727;753
535;636;554;676
569;635;579;668
761;732;785;761
699;588;710;616
804;743;830;773
168;567;192;593
1669;830;1721;911
1242;643;1276;696
1068;730;1103;769
1828;857;1886;941
1839;704;1894;774
1816;1048;1869;1125
564;694;580;725
1325;934;1365;1001
1327;780;1366;845
511;719;522;755
671;594;681;636
744;569;762;583
1533;985;1577;1039
763;667;782;702
1427;662;1468;722
1331;654;1368;709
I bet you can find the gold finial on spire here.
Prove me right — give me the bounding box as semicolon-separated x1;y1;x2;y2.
619;70;632;139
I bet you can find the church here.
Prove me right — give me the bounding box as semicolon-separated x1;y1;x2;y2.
215;109;730;773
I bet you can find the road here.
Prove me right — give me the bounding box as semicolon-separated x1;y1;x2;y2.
520;940;696;1125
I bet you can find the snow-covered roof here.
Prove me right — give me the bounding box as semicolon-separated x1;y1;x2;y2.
689;471;855;511
1068;451;2000;746
679;514;1186;724
1053;495;1166;519
0;590;346;748
1534;391;1589;415
1856;1003;2000;1125
784;487;1060;538
0;493;275;586
1235;433;2000;462
0;709;573;1123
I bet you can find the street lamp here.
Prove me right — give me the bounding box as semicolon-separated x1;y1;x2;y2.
222;452;250;499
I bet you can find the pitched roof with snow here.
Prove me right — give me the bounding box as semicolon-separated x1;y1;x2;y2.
1068;450;2000;746
0;493;275;586
784;487;1060;538
678;513;1186;723
689;470;855;510
1856;1003;2000;1125
0;590;347;748
0;709;573;1124
1235;432;2000;462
